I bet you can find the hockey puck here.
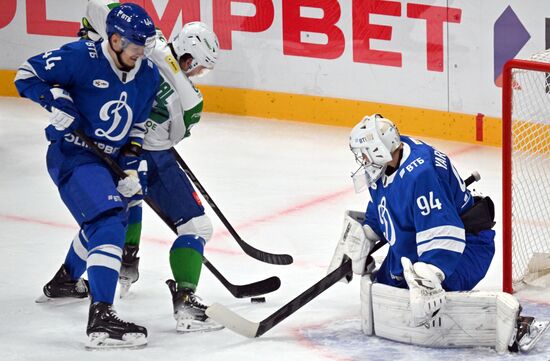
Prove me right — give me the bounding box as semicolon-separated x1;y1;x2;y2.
250;297;266;303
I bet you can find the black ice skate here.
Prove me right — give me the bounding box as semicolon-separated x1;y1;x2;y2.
36;264;89;303
86;301;147;349
509;315;550;353
166;279;224;333
118;245;140;298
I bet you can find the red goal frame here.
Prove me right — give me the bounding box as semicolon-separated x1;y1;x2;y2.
502;58;550;293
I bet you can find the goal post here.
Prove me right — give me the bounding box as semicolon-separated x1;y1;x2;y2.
502;53;550;293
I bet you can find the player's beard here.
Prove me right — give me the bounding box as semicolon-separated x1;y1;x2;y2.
115;51;135;72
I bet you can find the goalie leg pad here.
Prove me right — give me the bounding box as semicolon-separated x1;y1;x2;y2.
367;283;520;351
360;274;374;336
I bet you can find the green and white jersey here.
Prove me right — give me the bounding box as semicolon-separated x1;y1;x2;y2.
144;30;203;151
84;1;204;151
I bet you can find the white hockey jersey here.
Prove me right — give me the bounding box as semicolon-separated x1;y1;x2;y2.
143;31;203;150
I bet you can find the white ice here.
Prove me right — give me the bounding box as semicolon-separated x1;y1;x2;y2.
0;97;548;360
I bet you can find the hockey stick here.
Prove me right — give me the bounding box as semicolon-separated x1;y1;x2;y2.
170;148;294;265
206;240;386;338
464;171;480;187
205;170;482;334
74;130;281;298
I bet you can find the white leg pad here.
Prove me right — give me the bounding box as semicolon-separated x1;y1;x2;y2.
496;292;521;352
360;275;374;336
362;282;520;351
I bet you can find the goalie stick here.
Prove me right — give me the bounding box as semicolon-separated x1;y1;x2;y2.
206;240;385;338
74;130;281;298
205;172;481;336
171;148;293;265
206;258;353;338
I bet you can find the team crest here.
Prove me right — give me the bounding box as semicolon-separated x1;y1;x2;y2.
96;91;133;141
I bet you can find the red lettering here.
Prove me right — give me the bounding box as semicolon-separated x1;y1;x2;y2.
128;0;200;38
26;0;80;36
282;0;344;59
407;4;461;72
213;0;274;50
353;0;401;67
0;0;16;29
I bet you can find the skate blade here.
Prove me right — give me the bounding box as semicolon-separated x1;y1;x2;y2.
519;321;550;353
35;294;88;305
85;332;147;350
119;280;132;299
176;318;225;333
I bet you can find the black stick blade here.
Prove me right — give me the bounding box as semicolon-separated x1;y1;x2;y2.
239;241;293;265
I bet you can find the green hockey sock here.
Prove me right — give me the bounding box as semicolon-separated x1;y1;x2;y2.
169;248;203;291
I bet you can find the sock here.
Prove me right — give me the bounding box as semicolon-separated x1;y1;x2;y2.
63;230;88;279
125;203;142;247
169;235;205;291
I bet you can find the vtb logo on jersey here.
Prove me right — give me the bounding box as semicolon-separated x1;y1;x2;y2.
96;91;133;141
378;196;396;246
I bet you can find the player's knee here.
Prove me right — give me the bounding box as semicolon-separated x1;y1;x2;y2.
176;214;213;242
170;234;205;255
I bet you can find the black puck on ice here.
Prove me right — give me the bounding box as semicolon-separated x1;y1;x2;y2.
250;297;266;303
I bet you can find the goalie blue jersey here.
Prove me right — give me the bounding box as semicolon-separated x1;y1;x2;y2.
15;39;160;164
364;136;475;281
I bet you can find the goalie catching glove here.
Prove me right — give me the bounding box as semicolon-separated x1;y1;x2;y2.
401;257;446;327
328;210;379;283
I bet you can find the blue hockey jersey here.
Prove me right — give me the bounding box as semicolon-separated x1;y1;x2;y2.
364;136;474;280
15;39;160;170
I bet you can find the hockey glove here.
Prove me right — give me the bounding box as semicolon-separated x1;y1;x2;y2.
401;257;446;327
117;155;148;200
47;88;80;132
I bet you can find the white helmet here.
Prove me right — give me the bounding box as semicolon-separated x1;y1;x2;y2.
349;114;401;192
171;22;219;75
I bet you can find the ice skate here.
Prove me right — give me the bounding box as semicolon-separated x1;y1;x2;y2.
36;264;89;304
509;315;550;353
119;245;140;298
85;301;147;349
166;279;224;333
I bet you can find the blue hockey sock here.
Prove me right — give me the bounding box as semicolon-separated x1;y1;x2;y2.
63;231;88;280
84;214;126;304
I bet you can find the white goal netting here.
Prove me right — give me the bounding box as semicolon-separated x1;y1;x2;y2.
507;50;550;291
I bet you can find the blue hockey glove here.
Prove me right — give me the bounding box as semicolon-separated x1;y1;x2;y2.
47;88;80;131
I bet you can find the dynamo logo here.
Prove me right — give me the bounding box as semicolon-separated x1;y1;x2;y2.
96;91;133;141
378;197;396;246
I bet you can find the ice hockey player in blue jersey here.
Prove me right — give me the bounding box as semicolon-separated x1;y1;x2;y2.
328;114;549;353
78;0;222;333
14;3;160;349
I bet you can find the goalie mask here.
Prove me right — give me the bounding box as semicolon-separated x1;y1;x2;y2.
349;114;401;192
171;22;219;77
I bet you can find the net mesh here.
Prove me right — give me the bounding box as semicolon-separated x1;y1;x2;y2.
510;50;550;289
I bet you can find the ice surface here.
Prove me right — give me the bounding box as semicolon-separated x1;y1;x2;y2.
0;97;548;360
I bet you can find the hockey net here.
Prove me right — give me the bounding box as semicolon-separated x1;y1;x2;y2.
502;50;550;293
